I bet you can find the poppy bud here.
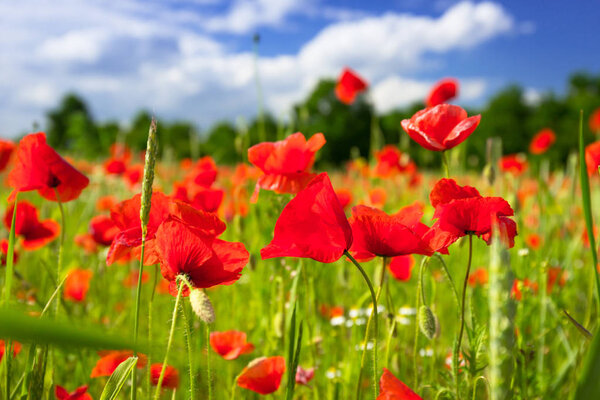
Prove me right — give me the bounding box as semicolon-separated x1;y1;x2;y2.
189;289;215;324
140;118;158;239
418;305;437;340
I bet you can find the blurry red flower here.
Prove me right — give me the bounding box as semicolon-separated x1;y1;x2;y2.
349;204;434;261
248;132;325;201
261;173;353;263
4;201;60;250
0;239;18;266
187;156;218;188
426;78;459;107
122;270;149;288
8;132;89;202
63;269;93;302
210;330;254;360
89;215;119;246
401;105;480;152
154;216;248;296
373;145;415;178
388;255;415;282
191;188;224;213
335;68;368;105
54;385;92;400
104;158;127;175
96;196;117;212
91;350;147;377
123;165;143;189
295;366;315;386
0;340;21;362
150;363;180;389
525;233;542;250
585;141;600;175
547;266;566;293
529;128;556;154
500;154;528;176
368;187;387;208
74;234;98;254
590;107;600;133
428;179;517;250
378;368;422;399
335;188;353;211
511;278;538;301
0;140;15;172
237;356;286;395
467;268;488;287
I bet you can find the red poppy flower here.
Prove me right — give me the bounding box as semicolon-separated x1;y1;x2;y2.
0;140;15;172
426;78;459;107
248;132;325;201
123;165;143;189
335;188;353;211
150;363;179;389
428;179;517;250
349;203;434;261
123;270;150;288
154;216;248;296
261;173;353;263
467;268;488;287
0;340;22;362
525;233;542;250
401;104;481;152
378;368;422;399
90;350;147;377
368;187;387;208
529;128;556;154
4;201;60;250
186;156;218;188
295;366;315;386
63;269;93;302
96;196;117;212
335;67;368;105
511;278;538;301
373;145;414;178
191;188;224;213
1;239;19;266
499;154;528;176
590;107;600;133
89;215;119;246
104;158;128;175
237;356;286;395
547;266;566;293
585;141;600;175
8;132;89;202
388;255;414;282
210;330;254;360
54;385;92;400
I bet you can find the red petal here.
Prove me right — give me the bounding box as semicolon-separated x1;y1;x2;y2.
378;368;422;399
237;356;286;395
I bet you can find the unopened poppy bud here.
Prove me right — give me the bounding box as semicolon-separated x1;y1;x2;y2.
189;289;215;324
418;305;437;340
140;118;158;238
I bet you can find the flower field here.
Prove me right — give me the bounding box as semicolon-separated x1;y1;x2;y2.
1;75;600;400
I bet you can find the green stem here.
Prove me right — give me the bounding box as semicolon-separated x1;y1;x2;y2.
441;151;450;178
205;323;212;400
182;300;197;400
54;189;65;317
147;265;159;395
413;257;428;388
131;239;146;400
345;251;379;400
454;234;473;400
4;198;17;304
153;279;184;400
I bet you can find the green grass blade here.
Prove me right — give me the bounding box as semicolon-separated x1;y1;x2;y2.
572;326;600;400
0;308;144;352
100;356;138;400
285;302;297;400
4;199;18;304
578;109;600;314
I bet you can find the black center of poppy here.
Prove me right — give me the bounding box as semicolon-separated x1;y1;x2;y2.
47;174;61;188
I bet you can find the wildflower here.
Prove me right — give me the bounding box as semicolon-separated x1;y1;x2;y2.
295;366;315;386
467;268;488;287
90;350;147;377
388;255;414;282
426;78;459;107
4;201;60;250
585;141;600;175
500;154;528;176
0;340;21;362
237;356;286;395
529;128;556;154
63;269;93;302
0;140;15;172
378;368;422;399
150;363;179;389
335;68;368;105
209;331;254;360
54;385;92;400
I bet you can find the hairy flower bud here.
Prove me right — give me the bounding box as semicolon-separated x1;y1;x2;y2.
189;289;215;324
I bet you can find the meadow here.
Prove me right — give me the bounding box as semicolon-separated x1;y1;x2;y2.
1;74;600;400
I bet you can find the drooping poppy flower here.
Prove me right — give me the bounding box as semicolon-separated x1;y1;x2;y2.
428;179;517;250
426;78;459;107
248;132;325;201
373;145;415;178
54;385;92;400
154;216;248;296
585;141;600;175
529;128;556;154
261;173;353;264
467;268;488;287
349;203;434;261
237;356;286;395
209;330;254;360
4;201;60;250
377;368;422;400
0;140;15;172
150;363;179;389
335;68;368;105
8;132;89;202
0;239;18;266
500;154;528;176
0;340;22;362
401;105;480;152
388;255;415;282
296;366;315;386
90;350;147;377
590;107;600;133
89;215;119;247
63;269;93;302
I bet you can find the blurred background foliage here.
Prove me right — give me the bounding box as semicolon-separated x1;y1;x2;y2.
38;71;600;169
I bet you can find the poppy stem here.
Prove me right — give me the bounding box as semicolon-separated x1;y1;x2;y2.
345;251;379;400
54;189;65;316
441;151;450;178
454;234;473;400
153;279;184;400
182;297;198;400
413;257;428;388
131;239;146;400
205;322;212;400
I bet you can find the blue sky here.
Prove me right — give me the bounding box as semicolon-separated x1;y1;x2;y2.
0;0;598;137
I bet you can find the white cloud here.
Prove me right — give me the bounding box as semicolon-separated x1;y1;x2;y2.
0;1;519;137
